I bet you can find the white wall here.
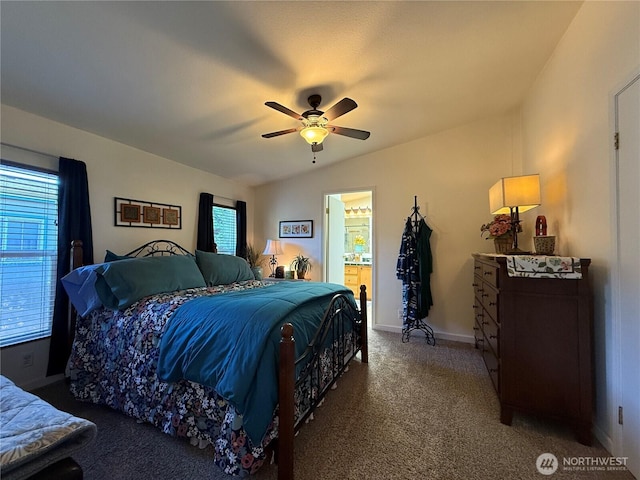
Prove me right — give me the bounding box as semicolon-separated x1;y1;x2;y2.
520;0;639;460
255;111;523;341
1;104;254;389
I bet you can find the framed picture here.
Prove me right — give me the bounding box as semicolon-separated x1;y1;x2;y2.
143;206;161;224
279;220;313;238
120;204;140;223
114;197;182;229
163;208;179;226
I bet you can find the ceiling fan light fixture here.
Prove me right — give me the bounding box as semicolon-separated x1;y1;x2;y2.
300;125;329;145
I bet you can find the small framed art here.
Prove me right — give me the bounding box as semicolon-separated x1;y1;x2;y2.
163;208;180;226
279;220;313;238
143;206;161;224
120;204;140;223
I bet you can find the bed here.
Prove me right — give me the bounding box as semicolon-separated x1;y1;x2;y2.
62;240;368;479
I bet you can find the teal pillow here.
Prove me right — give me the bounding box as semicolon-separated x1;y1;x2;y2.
195;250;255;286
95;255;206;310
104;250;130;262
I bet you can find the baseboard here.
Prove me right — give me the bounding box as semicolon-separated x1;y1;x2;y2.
372;324;475;344
23;374;66;392
592;420;614;454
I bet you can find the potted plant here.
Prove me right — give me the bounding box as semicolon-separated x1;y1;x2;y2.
480;214;521;254
290;253;311;279
245;244;265;280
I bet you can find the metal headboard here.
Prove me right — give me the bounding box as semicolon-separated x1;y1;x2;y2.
123;240;193;257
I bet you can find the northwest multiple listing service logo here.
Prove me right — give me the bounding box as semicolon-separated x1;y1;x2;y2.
536;453;629;475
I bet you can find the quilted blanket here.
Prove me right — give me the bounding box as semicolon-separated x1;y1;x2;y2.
0;376;97;480
157;281;354;445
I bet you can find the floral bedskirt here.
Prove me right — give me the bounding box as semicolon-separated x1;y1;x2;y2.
69;281;275;477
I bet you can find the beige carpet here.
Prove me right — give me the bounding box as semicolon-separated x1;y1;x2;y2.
256;329;634;480
35;328;635;480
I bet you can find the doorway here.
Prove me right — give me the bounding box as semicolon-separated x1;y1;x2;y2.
324;190;374;323
613;73;639;478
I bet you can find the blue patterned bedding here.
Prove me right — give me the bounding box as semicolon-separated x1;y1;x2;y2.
157;281;353;445
69;280;356;477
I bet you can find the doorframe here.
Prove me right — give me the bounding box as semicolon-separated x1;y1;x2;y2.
609;70;640;469
322;187;376;325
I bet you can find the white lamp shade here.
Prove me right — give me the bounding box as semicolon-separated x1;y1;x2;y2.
262;239;284;256
489;174;541;214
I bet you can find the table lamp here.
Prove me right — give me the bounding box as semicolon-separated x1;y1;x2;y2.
262;239;283;277
489;174;541;253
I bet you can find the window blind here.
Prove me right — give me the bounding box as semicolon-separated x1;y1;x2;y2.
213;205;237;255
0;163;58;347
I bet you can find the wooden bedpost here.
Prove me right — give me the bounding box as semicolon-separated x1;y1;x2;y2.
278;323;295;480
71;240;84;269
68;240;84;349
359;285;368;364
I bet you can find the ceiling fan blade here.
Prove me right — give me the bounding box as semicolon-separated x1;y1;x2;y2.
323;98;357;121
265;102;303;120
261;128;298;138
312;143;323;153
328;125;371;140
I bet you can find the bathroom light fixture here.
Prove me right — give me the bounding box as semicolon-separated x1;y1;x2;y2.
262;239;284;277
489;174;541;253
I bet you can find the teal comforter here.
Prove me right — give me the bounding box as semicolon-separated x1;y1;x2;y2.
156;281;354;444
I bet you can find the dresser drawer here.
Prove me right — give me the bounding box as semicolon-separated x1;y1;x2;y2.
481;263;499;288
474;318;484;348
473;280;484;300
482;314;499;356
481;284;499;323
482;340;500;393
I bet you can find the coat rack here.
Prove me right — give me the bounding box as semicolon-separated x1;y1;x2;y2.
398;196;435;345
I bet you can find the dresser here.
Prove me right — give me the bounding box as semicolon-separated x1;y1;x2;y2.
472;253;593;445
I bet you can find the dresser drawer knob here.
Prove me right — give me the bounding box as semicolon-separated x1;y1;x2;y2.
490;334;497;339
489;368;498;373
484;271;493;276
489;301;497;306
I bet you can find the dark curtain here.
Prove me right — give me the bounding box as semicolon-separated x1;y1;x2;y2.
47;157;93;376
236;200;247;258
197;193;215;252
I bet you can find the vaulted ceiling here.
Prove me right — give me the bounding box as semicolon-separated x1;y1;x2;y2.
1;1;582;186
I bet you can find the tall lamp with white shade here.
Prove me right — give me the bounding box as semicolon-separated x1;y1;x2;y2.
262;239;284;277
489;174;541;253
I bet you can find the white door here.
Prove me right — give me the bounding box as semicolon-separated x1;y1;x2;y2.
614;73;639;478
325;195;345;285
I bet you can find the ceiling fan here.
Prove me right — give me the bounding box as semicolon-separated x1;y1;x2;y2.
261;94;370;155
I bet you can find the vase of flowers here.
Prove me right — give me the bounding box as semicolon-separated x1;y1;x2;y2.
480;214;518;254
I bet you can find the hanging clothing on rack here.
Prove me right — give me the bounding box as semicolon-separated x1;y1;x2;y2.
396;197;435;345
416;218;433;318
396;217;420;330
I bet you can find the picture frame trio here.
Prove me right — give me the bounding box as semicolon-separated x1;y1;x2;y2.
115;197;181;229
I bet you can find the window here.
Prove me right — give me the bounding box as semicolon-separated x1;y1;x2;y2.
0;163;58;347
213;204;237;255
